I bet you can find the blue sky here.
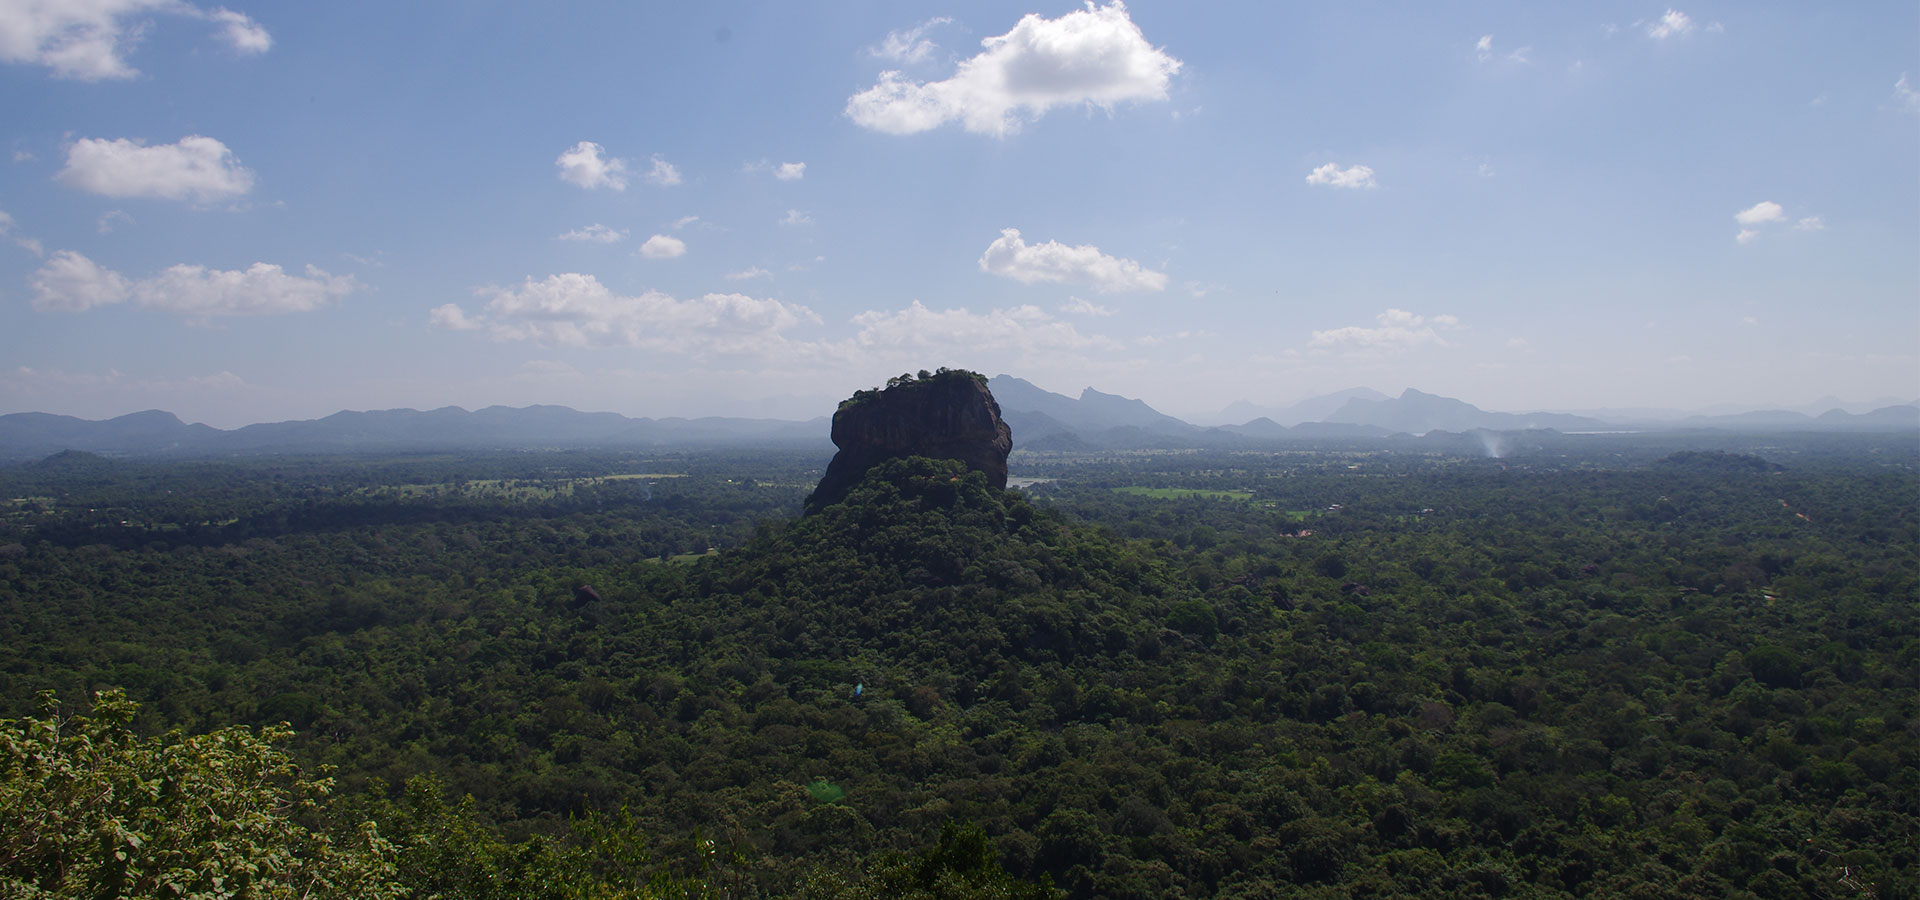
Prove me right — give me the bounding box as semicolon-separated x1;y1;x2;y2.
1;1;1915;427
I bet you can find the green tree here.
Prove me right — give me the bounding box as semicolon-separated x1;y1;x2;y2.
0;689;402;899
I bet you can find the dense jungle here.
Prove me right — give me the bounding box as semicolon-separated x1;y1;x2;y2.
1;434;1915;899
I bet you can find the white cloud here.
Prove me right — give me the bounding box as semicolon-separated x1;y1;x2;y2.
31;250;355;316
1310;308;1460;353
1794;216;1824;231
1507;337;1529;349
96;209;134;234
1742;316;1758;326
774;161;806;181
978;227;1167;293
1896;74;1920;113
437;273;820;355
56;135;256;203
516;360;582;381
644;154;682;186
872;17;953;64
1736;229;1759;244
558;224;627;243
1734;201;1784;225
0;209;44;256
780;209;812;226
207;8;269;54
672;215;702;230
639;234;687;259
429;303;480;330
725;266;772;281
1061;296;1115;317
1305;162;1376;189
555;141;628;191
1478;161;1496;177
846;2;1182;137
134;261;355;316
31;250;130;311
1475;35;1493;62
1647;9;1693;39
0;0;270;80
850;300;1119;355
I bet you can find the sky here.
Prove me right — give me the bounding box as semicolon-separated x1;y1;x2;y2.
1;1;1916;428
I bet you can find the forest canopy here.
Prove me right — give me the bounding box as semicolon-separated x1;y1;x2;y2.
0;438;1913;898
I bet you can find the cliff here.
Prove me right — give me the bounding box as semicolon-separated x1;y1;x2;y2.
805;370;1013;512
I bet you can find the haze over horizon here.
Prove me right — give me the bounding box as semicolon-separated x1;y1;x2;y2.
2;2;1916;430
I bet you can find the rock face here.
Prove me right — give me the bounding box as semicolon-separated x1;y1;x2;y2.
806;370;1013;512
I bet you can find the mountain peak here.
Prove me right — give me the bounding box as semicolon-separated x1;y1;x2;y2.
806;369;1012;512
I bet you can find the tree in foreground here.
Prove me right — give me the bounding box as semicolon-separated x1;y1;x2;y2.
0;689;402;899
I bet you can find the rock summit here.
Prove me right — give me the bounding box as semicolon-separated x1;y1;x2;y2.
805;369;1013;512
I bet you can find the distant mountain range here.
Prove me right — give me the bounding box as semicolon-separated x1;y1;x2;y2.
0;405;828;462
1217;387;1389;427
3;382;1915;462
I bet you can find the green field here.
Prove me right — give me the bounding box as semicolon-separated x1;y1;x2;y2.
1112;485;1255;501
356;472;686;502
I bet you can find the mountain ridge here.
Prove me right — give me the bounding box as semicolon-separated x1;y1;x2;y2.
5;385;1915;462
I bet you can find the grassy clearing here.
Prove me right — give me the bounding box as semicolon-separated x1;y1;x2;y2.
354;473;688;502
1113;486;1256;501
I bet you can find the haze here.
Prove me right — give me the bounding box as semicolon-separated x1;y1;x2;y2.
1;2;1915;429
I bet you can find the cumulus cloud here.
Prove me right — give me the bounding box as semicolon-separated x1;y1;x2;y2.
846;1;1182;137
1734;201;1784;225
556;141;628;190
207;8;269;54
850;301;1119;355
1061;296;1115;316
141;261;353;316
1306;163;1376;189
428;303;480;330
558;224;627;243
1475;35;1493;62
978;227;1167;293
872;17;953;64
644;154;682;186
780;209;813;226
96;209;134;234
0;0;271;79
434;273;820;355
1733;201;1821;243
1647;9;1693;39
1310;308;1460;353
57;135;256;203
724;266;772;281
0;209;45;256
31;250;355;316
774;161;805;181
30;250;130;311
639;234;686;259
